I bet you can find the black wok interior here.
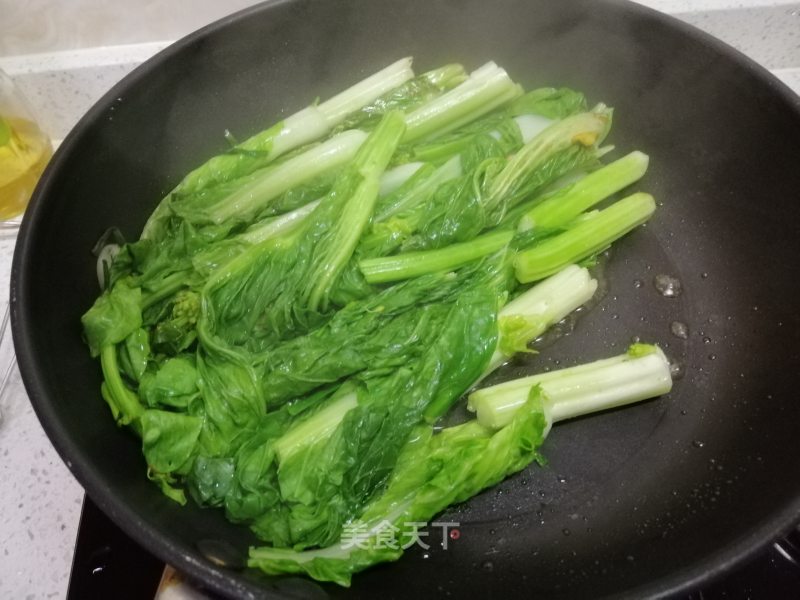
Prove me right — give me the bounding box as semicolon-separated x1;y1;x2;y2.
12;0;800;597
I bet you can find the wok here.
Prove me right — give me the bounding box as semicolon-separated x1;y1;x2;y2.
12;0;800;597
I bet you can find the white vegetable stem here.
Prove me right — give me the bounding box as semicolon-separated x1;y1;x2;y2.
378;162;425;196
317;58;415;124
239;199;321;244
469;345;673;429
403;61;522;142
375;155;462;221
274;392;358;462
264;58;416;159
238;157;456;245
482;265;598;377
210;129;368;223
513;114;555;144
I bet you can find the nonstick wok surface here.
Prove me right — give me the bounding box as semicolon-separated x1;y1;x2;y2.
12;0;800;597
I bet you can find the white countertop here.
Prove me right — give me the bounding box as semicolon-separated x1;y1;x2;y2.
0;1;798;598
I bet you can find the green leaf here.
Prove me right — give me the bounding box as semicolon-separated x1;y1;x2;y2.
260;280;500;550
81;279;142;357
199;112;406;350
497;314;542;356
188;456;235;506
118;328;150;382
148;470;188;505
193;352;265;458
138;356;199;409
506;87;588;119
248;387;550;585
140;409;203;474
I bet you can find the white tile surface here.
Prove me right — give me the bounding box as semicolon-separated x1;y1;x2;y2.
0;43;170;139
0;1;798;599
0;229;84;600
676;3;800;70
0;0;261;57
638;0;797;9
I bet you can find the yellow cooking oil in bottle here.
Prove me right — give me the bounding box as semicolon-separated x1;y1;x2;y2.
0;115;52;220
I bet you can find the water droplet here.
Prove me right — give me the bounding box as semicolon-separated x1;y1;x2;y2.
562;528;571;536
538;490;546;498
752;305;759;311
633;279;643;288
481;560;494;572
680;409;688;415
654;274;683;297
557;475;567;484
627;555;635;562
702;336;711;344
708;354;716;361
489;529;496;535
693;440;705;448
700;272;708;279
422;553;430;560
611;313;619;320
670;321;689;339
631;335;641;343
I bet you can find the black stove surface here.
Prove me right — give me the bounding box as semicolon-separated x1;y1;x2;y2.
68;495;800;600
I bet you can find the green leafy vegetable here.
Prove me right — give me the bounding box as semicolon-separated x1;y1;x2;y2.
514;192;656;282
80;57;668;587
82;279;142;357
249;344;671;584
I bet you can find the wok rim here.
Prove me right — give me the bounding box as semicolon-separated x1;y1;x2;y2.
11;0;800;597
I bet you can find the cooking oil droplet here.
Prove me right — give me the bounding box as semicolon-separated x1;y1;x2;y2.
633;279;643;288
557;475;567;484
708;354;716;361
196;539;246;569
562;528;571;536
669;359;686;380
631;335;641;343
654;274;683;297
702;336;711;344
481;560;494;572
700;272;708;279
422;553;430;559
670;321;689;339
693;440;705;448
